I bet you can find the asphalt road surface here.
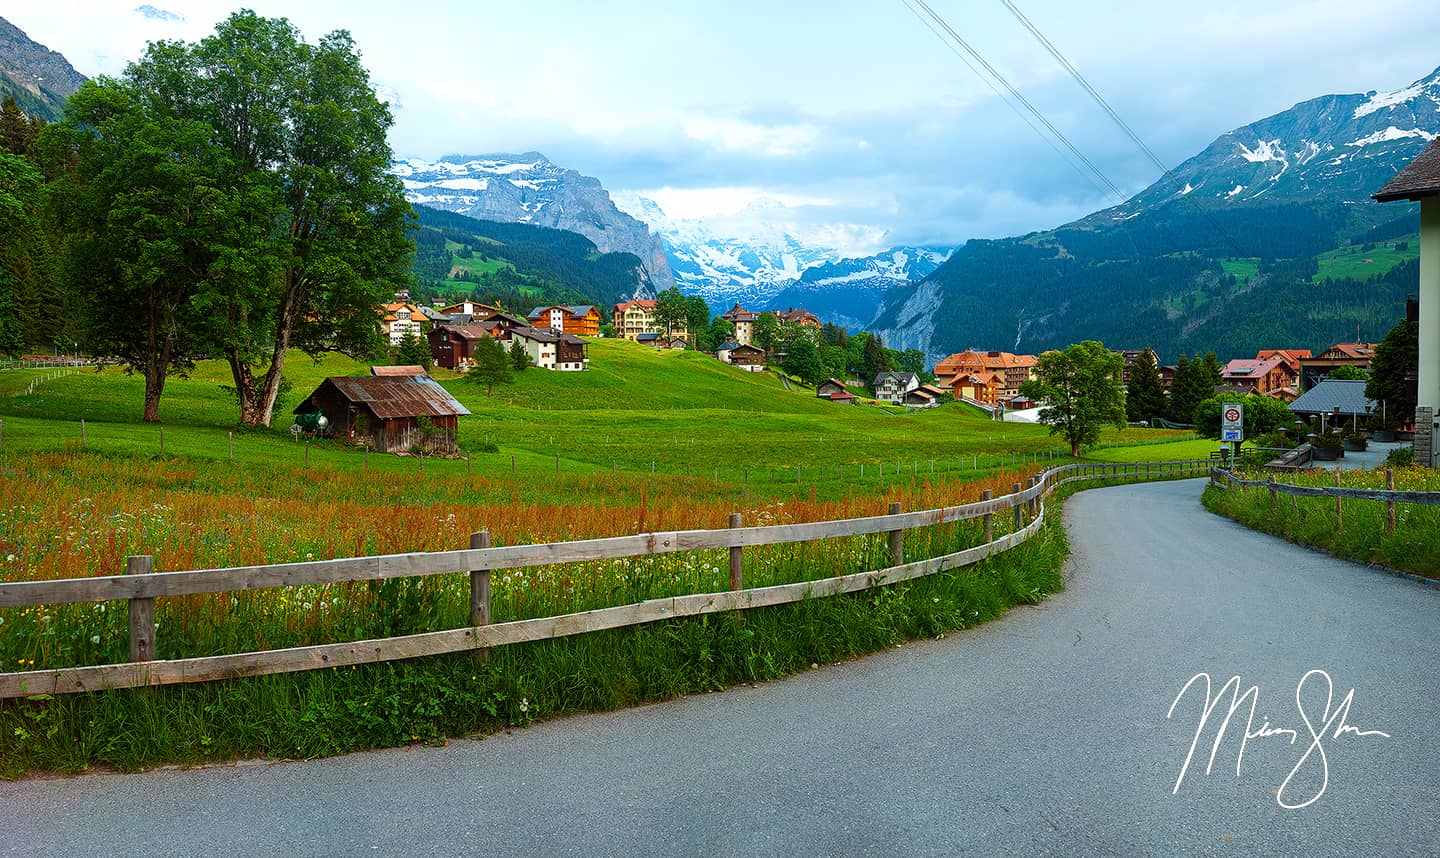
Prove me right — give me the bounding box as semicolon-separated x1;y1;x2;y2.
5;479;1438;857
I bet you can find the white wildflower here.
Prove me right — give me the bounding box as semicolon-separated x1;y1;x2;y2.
90;635;100;645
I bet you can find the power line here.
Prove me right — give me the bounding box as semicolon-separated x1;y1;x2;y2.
897;0;1114;202
997;0;1252;258
903;0;1128;201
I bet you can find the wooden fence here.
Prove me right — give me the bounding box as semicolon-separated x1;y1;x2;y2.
0;459;1212;698
1209;466;1436;534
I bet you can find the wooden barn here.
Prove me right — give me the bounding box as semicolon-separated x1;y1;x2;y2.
293;373;470;454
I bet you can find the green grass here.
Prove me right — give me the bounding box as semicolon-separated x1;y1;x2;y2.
1088;437;1218;462
1219;257;1260;283
1312;238;1418;283
1203;465;1440;578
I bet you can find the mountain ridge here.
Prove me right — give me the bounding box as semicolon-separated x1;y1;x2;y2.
0;16;87;120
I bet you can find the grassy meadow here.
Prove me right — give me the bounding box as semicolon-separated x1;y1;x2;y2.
0;338;1198;774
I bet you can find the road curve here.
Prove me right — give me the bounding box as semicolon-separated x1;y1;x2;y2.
5;479;1438;856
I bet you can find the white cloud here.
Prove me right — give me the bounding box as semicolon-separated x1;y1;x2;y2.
680;116;820;157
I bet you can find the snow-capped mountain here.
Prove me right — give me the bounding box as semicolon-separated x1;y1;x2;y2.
870;65;1440;364
390;154;674;288
1087;65;1440;224
612;192;947;325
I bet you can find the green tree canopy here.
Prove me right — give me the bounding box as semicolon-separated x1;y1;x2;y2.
752;312;781;354
1327;364;1369;381
1167;354;1213;425
59;11;414;426
508;336;532;371
1193;394;1292;440
653;286;689;337
394;331;433;370
782;335;827;386
1125;347;1167;423
1365;318;1417;428
1020;340;1127;457
467;335;512;395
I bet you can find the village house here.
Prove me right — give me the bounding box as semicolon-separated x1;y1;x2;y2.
873;371;920;404
951;371;1003;407
905;384;948;408
1297;342;1377;389
1219;355;1297;398
528;304;601;337
722;342;765;371
436;300;504;322
380;302;423;346
509;326;589;371
933;349;1037;400
293;370;469;454
774;308;821;329
1288;379;1377;428
427;316;529;370
815;378;855;403
612;299;687;342
721;303;760;345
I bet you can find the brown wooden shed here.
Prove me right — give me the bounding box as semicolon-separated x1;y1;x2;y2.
294;374;470;454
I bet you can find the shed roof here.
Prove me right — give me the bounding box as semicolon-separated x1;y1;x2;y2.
715;339;741;351
297;376;470;420
1287;379;1376;416
511;326;587;346
1374;137;1440;202
371;365;428;377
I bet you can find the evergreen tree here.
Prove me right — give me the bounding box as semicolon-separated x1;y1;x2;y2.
861;332;891;382
467;336;512;395
0;97;41;161
1125;348;1167;423
1366;319;1417;428
1167;355;1209;425
1202;352;1224;389
393;331;432;370
508;337;532;371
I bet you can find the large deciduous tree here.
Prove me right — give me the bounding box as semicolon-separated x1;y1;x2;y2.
1021;340;1127;457
653;287;689;339
63;12;413;426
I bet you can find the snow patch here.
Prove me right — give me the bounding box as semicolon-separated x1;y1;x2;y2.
1354;82;1425;118
1178;182;1196;196
1225;184;1245;199
1236;139;1287;164
435;177;489;191
1346;126;1436;147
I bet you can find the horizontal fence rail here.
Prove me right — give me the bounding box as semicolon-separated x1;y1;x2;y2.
1210;468;1440;506
0;459;1211;698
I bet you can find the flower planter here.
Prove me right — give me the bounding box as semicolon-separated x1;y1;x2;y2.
1397;430;1415;441
1311;446;1340;461
1343;438;1367;452
1372;429;1396;443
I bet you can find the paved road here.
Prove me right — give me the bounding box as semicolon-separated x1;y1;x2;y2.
5;480;1438;856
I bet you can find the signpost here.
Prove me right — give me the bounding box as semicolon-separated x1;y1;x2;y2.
1221;402;1244;444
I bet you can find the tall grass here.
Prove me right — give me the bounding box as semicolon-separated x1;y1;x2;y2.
1203;466;1440;578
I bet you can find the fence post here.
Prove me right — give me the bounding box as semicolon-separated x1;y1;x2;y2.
1268;476;1277;509
126;555;155;662
469;530;492;661
887;501;904;566
1386;468;1396;534
729;513;744;590
81;419;86;449
305;440;310;467
1012;482;1023;530
159;425;164;456
981;489;993;543
1335;469;1342;527
1027;476;1038;517
0;417;4;451
228;431;234;461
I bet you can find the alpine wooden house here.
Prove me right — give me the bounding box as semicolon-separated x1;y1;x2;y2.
294;371;470;454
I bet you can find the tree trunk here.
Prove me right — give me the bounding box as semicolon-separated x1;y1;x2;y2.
1071;439;1080;458
233;277;299;427
142;362;165;423
141;291;170;423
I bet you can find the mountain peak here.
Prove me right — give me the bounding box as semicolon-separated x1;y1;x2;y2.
0;15;88;120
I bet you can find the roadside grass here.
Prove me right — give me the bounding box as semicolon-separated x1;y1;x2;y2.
0;493;1069;777
1202;465;1440;579
1088;437;1217;462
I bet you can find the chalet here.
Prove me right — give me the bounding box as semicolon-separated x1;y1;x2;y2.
371;365;428;377
1113;348;1161;384
612;299;686;342
293;372;469;454
715;339;739;364
427;317;528;370
873;371;919;404
509;326;589;371
816;378;849;398
1297;342;1377;389
1158;365;1177;389
1255;349;1312;375
1220;356;1296;398
774;308;821;328
528;304;601;337
725;342;766;371
1374;136;1440;466
636;332;661;347
951;371;1003;407
720;303;760;345
380;302;423;346
662;337;688;350
436;301;504;321
933;349;1037;399
904;386;943;408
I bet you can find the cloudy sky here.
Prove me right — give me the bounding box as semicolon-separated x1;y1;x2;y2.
7;1;1440;254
